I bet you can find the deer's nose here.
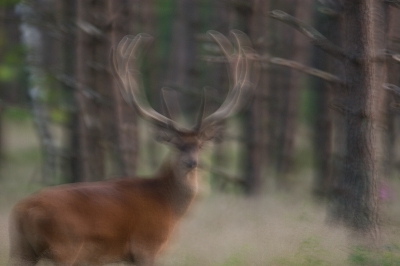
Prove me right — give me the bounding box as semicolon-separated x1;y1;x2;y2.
185;159;198;169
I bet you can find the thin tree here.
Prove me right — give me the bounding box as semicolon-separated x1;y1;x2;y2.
244;0;269;195
384;6;400;179
310;1;341;198
18;0;58;184
74;0;106;181
274;0;312;189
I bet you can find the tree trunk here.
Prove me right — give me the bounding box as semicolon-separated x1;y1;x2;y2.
165;0;198;99
109;0;142;176
207;0;231;191
241;0;270;195
60;0;80;183
18;0;58;184
274;0;312;189
74;0;105;182
330;1;387;242
384;7;400;178
310;2;341;198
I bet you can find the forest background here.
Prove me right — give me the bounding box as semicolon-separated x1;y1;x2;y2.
1;0;400;265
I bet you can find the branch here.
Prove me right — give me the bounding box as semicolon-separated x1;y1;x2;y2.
268;57;343;85
76;19;104;37
384;83;400;110
200;55;344;85
383;83;400;97
56;74;108;105
268;10;350;61
386;0;400;8
394;54;400;63
317;7;340;17
392;37;400;43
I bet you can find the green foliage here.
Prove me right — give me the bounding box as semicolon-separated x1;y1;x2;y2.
299;86;317;125
0;44;25;82
0;0;20;7
4;107;31;122
348;245;400;266
0;64;17;81
50;109;68;124
273;237;331;266
219;246;249;266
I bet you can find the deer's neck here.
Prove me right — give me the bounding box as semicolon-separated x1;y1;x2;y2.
157;155;198;217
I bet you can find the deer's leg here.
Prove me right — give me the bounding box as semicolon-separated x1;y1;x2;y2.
8;237;39;266
134;256;155;266
8;225;40;266
128;246;157;266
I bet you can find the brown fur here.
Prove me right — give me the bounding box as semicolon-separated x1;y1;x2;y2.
9;151;199;266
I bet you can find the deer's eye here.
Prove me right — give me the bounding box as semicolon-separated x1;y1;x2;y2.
174;142;187;151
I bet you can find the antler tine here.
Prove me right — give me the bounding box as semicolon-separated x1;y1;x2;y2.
161;88;173;120
193;87;208;131
112;34;184;131
200;30;253;130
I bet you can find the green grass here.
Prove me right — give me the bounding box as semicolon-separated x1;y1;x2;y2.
3;107;32;122
348;245;400;266
273;237;332;266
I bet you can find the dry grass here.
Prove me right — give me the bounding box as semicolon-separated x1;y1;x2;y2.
159;192;350;266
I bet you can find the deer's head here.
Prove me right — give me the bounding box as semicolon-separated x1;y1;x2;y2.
111;30;253;173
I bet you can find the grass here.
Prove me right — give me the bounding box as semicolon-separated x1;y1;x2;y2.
347;244;400;265
1;119;400;265
155;189;352;266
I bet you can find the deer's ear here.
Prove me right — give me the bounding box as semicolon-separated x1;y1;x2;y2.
200;125;225;143
154;128;176;143
154;128;186;148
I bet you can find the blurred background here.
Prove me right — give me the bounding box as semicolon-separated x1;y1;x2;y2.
1;0;400;265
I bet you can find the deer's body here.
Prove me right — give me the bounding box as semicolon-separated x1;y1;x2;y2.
9;154;198;265
9;30;253;266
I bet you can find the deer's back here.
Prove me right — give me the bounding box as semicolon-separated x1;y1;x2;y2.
9;178;176;264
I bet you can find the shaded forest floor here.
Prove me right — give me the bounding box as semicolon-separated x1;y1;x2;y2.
1;119;400;265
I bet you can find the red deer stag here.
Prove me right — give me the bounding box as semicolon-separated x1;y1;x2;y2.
8;30;253;266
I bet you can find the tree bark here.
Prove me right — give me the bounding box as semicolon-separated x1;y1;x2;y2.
60;0;80;183
310;2;340;198
18;0;58;184
384;7;400;178
241;0;269;195
207;0;231;191
274;0;312;189
74;0;105;182
330;0;387;242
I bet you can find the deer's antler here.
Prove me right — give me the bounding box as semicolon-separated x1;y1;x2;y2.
111;31;254;136
198;30;253;132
